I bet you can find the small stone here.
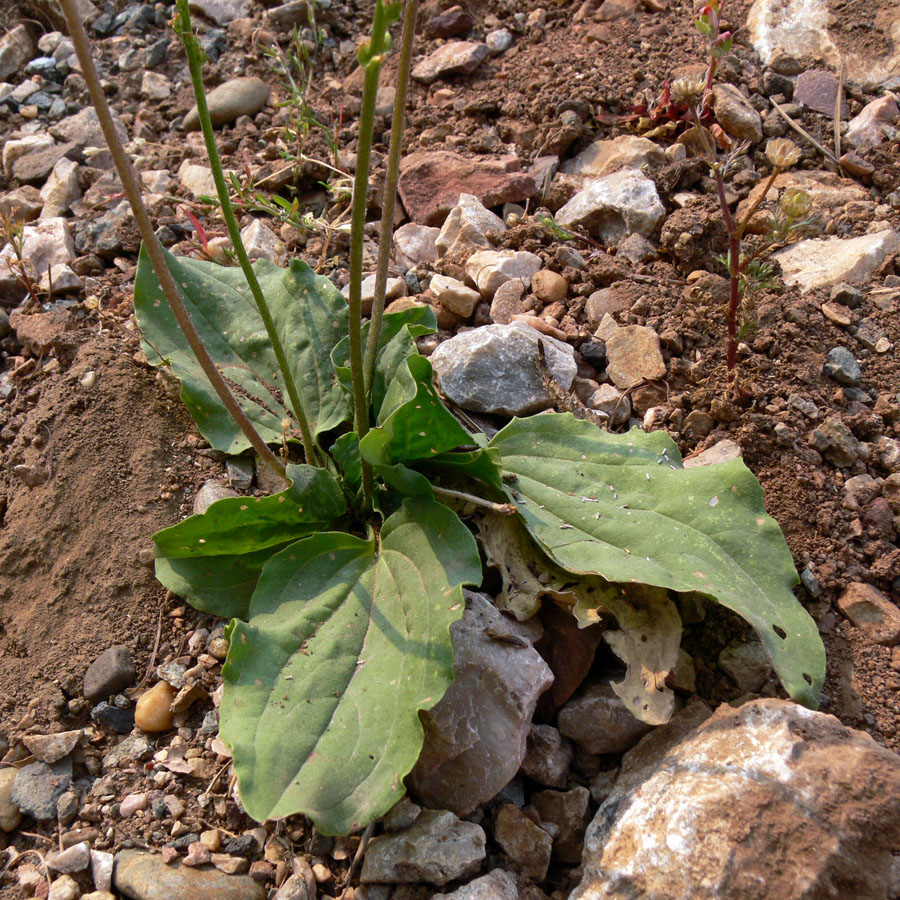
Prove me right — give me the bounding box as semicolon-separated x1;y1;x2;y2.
114;848;267;900
556;170;665;245
531;786;591;863
183;842;212;867
522;724;573;788
436;193;506;258
493;804;553;880
178;161;218;199
360;809;486;885
820;301;852;326
240;218;283;264
0;185;43;222
426;6;475;38
184;77;269;131
532;270;568;303
830;283;863;308
490;279;527;325
0;25;37;81
141;71;172;100
211;854;250;875
134;681;175;733
47;841;91;874
681;410;716;441
837;583;900;646
119;793;148;817
12;759;73;820
823;347;861;386
393;223;440;270
441;869;518;900
485;28;512;54
465;249;542;299
82;893;116;900
23;730;81;764
0;767;22;832
102;733;152;769
225;457;254;491
48;875;80;900
91;701;135;733
794;69;849;118
589;383;630;426
189;0;248;24
559;135;665;186
430;274;481;318
718;641;773;692
194;480;240;515
558;681;652;755
809;417;860;468
84;646;135;702
40;157;80;218
604;325;666;389
846;95;900;150
383;796;422;832
91;849;114;891
411;41;489;85
711;83;763;143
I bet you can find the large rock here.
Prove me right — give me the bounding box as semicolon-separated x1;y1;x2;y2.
556;170;665;246
114;849;266;900
184;77;270;131
571;699;900;900
12;759;72;820
407;593;553;815
774;231;900;292
0;216;76;304
360;809;485;885
411;41;489;84
50;107;128;150
746;0;900;89
398;151;535;225
559;135;665;188
430;322;577;416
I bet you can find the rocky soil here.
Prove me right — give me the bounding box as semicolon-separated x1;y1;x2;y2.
1;0;900;898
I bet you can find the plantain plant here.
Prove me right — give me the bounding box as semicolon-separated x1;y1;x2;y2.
62;0;826;836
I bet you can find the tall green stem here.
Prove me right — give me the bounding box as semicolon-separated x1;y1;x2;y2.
364;0;419;394
175;0;319;466
348;0;401;508
59;0;288;483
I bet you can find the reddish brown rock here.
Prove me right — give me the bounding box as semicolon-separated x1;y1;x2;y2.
794;69;850;118
398;151;536;225
837;582;900;645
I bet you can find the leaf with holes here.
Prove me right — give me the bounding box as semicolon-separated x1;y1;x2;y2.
490;413;825;707
219;497;481;834
153;465;345;618
134;247;351;454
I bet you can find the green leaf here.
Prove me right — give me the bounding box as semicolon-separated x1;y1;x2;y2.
490;413;825;707
134;247;351;454
360;355;472;467
416;447;504;493
220;497;482;833
153;465;345;618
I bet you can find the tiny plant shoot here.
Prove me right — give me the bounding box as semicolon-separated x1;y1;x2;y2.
61;0;826;835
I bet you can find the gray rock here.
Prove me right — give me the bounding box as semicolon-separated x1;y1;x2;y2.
718;641;773;692
556;170;665;246
12;142;77;185
51;106;128;149
114;849;266;900
0;25;37;81
408;593;553;816
184;77;270;132
430;322;577;416
823;346;861;385
194;480;240;515
571;699;900;900
485;28;512;55
12;759;73;820
360;809;486;885
225;457;255;491
84;645;135;702
531;786;591;863
438;869;518;900
794;69;849;118
521;724;573;788
383;796;421;832
393;223;440;270
102;733;152;769
188;0;249;25
809;416;860;468
711;84;764;144
558;681;653;755
411;41;490;85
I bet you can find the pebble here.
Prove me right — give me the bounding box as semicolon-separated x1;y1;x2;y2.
184;76;269;131
23;730;81;764
411;41;490;84
91;701;135;733
846;95;900;150
120;792;148;817
465;249;542;299
83;645;136;702
485;28;512;54
589;383;631;426
521;726;574;789
48;875;80;900
531;786;591;863
823;347;861;386
183;842;212;866
11;759;73;820
532;269;568;303
134;681;175;732
0;767;22;832
604;325;666;389
193;480;240;515
560;135;665;186
430;274;481;318
493;803;553;880
718;641;773;692
837;583;900;645
114;849;267;900
393;223;439;270
558;681;653;754
808;416;860;467
711;83;763;143
489;279;528;325
91;849;114;891
47;841;91;874
360;809;486;885
436;193;506;258
794;69;849;117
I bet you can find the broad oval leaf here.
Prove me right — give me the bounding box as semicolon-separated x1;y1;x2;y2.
220;497;482;833
490;414;825;708
134;247;351;453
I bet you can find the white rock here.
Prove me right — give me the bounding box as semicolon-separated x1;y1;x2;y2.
239;218;284;264
465;249;542;299
0;25;37;82
90;849;114;892
47;842;91;874
178;160;218;199
0;216;76;299
393;223;439;270
40;157;80;218
560;136;665;188
47;875;79;900
430;274;481;318
188;0;249;24
485;28;513;54
141;71;172;100
39;263;83;296
846;95;900;150
430;322;576;416
341;274;407;315
436;193;506;258
774;231;900;292
589;383;630;426
2;134;55;178
682;438;742;468
411;41;490;85
556;170;665;246
604;325;666;390
140;170;174;195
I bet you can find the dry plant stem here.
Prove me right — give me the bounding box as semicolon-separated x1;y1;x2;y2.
59;0;288;483
364;0;420;393
175;0;319;467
